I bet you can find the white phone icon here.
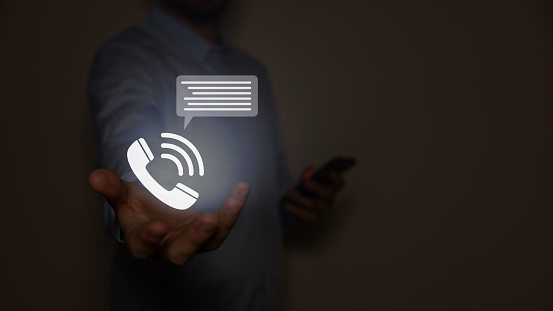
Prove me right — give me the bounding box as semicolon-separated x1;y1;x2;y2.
127;138;199;210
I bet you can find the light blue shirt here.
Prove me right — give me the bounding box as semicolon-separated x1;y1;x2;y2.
88;6;292;311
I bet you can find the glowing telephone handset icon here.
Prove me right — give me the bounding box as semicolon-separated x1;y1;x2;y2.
127;138;199;210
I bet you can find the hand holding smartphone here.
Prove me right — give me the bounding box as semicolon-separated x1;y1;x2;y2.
282;157;356;222
297;157;356;196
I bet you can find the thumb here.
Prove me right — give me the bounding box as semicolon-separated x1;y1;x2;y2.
88;169;128;207
301;166;316;181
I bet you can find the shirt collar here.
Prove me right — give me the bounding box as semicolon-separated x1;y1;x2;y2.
148;6;231;63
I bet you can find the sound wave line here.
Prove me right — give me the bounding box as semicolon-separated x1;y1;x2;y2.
161;153;184;176
161;133;205;176
160;143;194;176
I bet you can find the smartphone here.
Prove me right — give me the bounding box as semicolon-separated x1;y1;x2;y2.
297;157;356;196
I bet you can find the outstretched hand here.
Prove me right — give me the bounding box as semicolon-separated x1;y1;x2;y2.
89;169;249;265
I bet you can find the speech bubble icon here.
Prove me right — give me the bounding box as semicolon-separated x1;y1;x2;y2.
176;75;258;129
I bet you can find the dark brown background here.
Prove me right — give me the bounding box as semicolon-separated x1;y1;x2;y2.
1;0;552;310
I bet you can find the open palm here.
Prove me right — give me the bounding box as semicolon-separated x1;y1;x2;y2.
89;169;249;265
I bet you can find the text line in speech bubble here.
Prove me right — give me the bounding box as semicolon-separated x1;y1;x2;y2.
176;75;258;129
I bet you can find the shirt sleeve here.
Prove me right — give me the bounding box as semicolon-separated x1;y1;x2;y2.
87;41;165;242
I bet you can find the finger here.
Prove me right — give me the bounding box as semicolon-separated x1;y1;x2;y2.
284;187;330;216
126;220;168;259
302;180;334;201
88;169;128;208
164;213;219;265
202;182;250;251
282;201;321;222
285;188;317;210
